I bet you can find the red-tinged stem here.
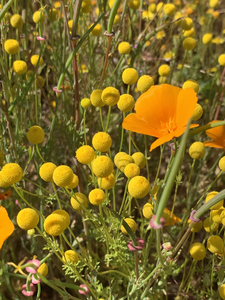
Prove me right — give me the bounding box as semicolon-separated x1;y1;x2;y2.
72;42;80;124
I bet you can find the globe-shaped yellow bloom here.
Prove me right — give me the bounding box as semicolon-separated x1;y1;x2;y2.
17;208;39;230
26;126;45;144
128;176;150;198
53;165;74;187
121;218;137;234
39;162;57;182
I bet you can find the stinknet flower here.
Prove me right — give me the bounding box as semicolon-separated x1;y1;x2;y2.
122;84;198;151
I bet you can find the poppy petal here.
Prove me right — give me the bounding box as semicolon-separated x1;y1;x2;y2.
176;88;198;128
122;113;163;138
0;205;14;249
135;84;180;130
150;132;175;151
203;140;225;149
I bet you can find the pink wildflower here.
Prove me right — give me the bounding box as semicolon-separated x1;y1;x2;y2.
78;284;90;295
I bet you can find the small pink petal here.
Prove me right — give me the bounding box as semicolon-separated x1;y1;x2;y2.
78;284;89;295
127;238;145;252
53;87;62;93
37;34;47;41
22;283;36;296
32;274;41;284
25;259;40;274
149;215;165;229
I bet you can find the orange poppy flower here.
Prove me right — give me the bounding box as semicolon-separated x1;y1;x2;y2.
163;208;181;226
122;84;198;151
0;189;11;200
0;205;14;249
203;121;225;150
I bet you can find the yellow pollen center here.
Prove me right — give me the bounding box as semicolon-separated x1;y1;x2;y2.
160;118;177;135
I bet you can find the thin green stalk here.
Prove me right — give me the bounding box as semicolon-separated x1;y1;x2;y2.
186;159;196;209
36;144;45;162
105;106;112;132
51;182;62;209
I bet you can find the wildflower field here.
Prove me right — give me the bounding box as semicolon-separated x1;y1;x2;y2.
1;0;225;299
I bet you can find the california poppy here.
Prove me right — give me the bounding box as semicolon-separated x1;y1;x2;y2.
122;84;198;151
0;205;14;249
163;208;181;226
203;121;225;150
0;190;11;200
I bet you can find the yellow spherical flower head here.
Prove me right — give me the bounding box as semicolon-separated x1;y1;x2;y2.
31;55;44;67
92;156;113;178
189;242;206;260
27;229;35;235
37;263;48;277
192;103;203;121
68;20;73;31
182;79;199;93
117;94;135;112
44;210;70;236
49;8;58;21
122;68;139;85
114;152;127;168
158;76;167;84
207;235;224;254
128;176;150;198
92;132;112;152
118;154;134;172
63;250;79;264
218;54;225;67
33;11;45;24
118;42;132;55
81;0;91;13
71;193;88;210
39;162;57;182
142;202;153;219
128;0;140;10
189;142;206;160
188;219;202;232
209;0;218;8
137;75;154;93
205;191;224;210
76;145;95;164
66;174;79;189
101;87;120;106
156;2;164;12
3;12;11;22
163;3;175;16
158;64;171;76
36;76;45;88
114;14;120;24
81;98;91;109
182;37;197;50
0;172;11;188
219;156;225;172
132;152;146;169
219;284;225;300
181;17;193;30
121;218;137;234
183;27;195;38
124;163;140;178
202;33;213;45
1;163;23;185
91;23;102;36
89;188;105;205
10;14;23;29
4;39;19;55
13;60;27;75
211;207;224;223
0;150;4;165
52;210;70;228
27;126;45;144
53;165;73;187
98;173;115;190
203;217;219;232
90;89;105;107
17;208;39;230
